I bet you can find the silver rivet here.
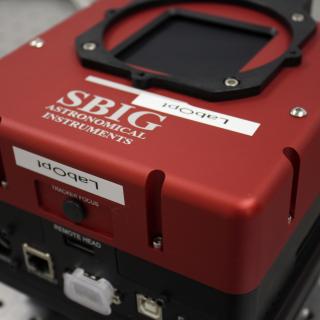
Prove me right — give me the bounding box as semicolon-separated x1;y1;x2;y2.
225;77;240;88
82;42;97;51
292;13;305;22
288;216;293;224
1;181;8;189
152;236;163;250
290;107;308;118
300;308;313;319
29;38;45;48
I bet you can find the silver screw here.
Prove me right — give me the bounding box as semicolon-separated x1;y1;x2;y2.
1;181;8;189
225;77;240;88
292;13;305;22
152;236;163;250
29;38;45;48
288;216;293;224
177;316;186;320
82;42;97;51
299;308;313;319
290;107;308;118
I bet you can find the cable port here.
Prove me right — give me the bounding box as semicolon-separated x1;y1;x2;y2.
64;235;95;255
22;244;55;283
0;231;12;263
137;294;163;320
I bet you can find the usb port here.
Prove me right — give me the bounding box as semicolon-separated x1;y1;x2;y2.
64;235;95;255
137;294;163;320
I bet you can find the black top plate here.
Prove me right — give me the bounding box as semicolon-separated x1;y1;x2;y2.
76;0;317;101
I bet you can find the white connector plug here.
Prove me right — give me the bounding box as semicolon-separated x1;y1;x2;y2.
63;268;114;316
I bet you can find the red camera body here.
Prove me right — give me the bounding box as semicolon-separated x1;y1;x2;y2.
0;1;319;320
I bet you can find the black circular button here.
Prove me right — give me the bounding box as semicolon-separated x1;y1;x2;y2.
63;199;86;224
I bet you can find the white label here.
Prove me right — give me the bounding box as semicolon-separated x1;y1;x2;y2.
86;76;260;136
132;94;260;136
13;147;125;205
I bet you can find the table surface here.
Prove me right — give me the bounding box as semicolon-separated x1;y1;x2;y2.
0;0;319;319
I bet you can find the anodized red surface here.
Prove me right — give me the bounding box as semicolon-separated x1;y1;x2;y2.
0;0;319;295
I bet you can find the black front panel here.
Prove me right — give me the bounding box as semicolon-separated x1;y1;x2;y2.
0;200;319;320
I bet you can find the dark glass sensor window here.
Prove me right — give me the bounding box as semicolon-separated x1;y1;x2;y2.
115;12;274;82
